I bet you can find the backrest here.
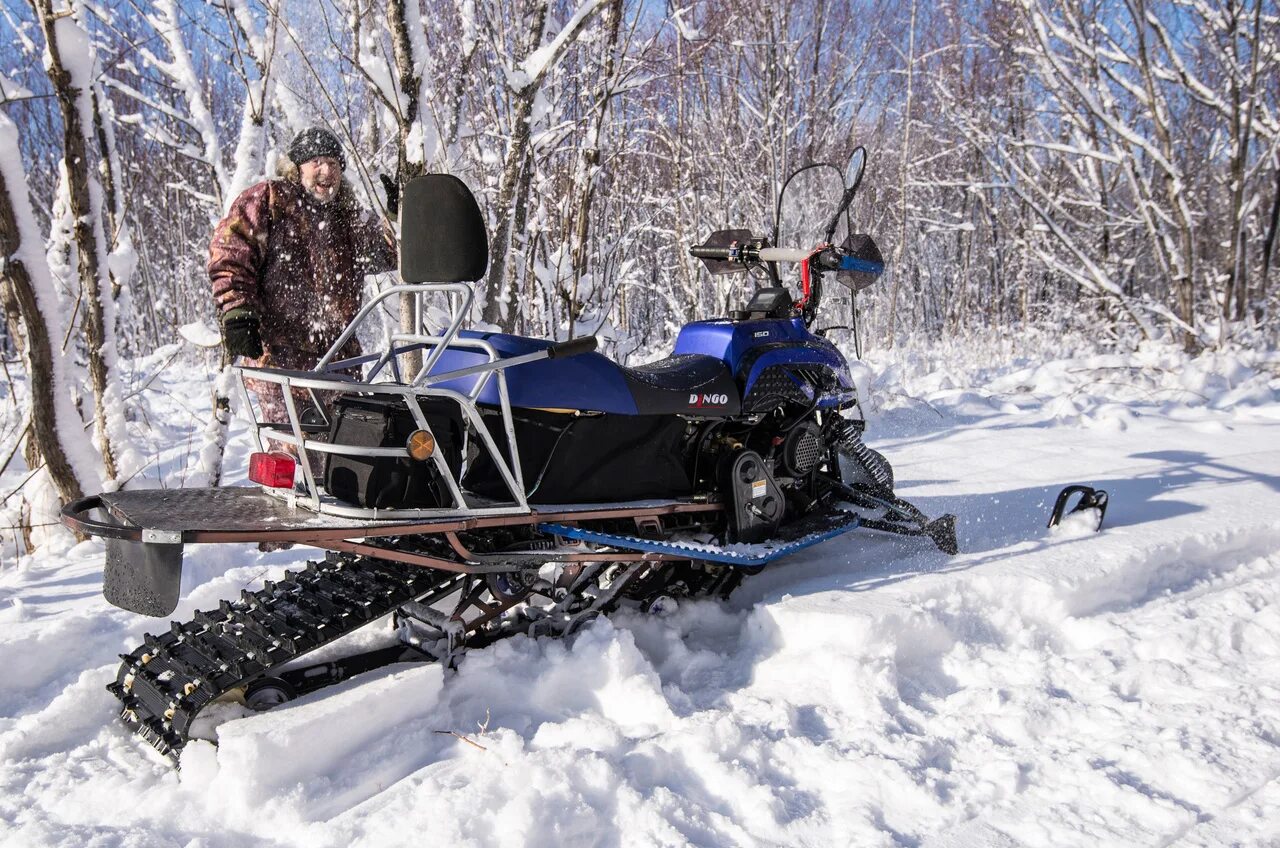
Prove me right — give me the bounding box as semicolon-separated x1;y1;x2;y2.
399;174;489;283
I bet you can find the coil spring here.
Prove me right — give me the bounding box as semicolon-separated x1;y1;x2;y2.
826;417;863;452
828;418;893;491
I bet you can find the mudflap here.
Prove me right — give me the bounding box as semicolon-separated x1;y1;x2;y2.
104;537;184;617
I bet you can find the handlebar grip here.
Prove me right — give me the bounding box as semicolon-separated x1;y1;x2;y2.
756;247;811;263
689;245;733;260
814;248;844;270
547;336;598;360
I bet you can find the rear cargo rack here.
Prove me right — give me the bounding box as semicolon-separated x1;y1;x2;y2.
234;283;531;521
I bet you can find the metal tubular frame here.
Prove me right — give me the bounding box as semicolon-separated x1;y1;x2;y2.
233;283;530;521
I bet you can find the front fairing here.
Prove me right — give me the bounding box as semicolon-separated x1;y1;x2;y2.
674;318;856;407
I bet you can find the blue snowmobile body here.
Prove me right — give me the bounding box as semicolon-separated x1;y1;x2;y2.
423;317;854;416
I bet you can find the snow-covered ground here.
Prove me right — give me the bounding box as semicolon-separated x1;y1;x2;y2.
2;333;1280;846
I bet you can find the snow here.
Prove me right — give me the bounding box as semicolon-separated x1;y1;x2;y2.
669;7;702;41
0;111;102;498
519;0;609;87
0;73;32;101
146;0;230;197
178;321;222;349
225;80;269;206
2;332;1280;846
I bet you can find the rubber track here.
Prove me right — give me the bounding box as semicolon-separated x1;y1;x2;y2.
109;552;458;763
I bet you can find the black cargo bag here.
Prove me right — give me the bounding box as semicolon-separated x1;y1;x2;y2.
324;395;464;508
464;409;692;504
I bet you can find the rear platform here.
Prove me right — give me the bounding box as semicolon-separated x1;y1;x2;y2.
64;488;720;545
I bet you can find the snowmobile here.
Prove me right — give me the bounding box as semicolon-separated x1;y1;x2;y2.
62;147;960;764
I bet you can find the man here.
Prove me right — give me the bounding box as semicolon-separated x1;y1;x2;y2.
209;126;398;423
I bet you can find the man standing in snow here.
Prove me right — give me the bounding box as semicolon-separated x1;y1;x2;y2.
209;126;398;422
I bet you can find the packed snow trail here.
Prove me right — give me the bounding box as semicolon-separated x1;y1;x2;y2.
1;341;1278;846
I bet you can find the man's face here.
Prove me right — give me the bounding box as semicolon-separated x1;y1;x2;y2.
300;156;342;204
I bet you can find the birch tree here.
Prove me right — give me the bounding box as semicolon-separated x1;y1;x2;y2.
480;0;611;331
31;0;139;484
0;101;99;510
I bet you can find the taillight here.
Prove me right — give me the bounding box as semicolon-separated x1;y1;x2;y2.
249;452;296;488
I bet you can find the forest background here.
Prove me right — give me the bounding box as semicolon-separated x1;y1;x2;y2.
0;0;1276;545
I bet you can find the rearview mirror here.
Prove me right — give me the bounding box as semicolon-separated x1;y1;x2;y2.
823;146;869;244
845;147;866;189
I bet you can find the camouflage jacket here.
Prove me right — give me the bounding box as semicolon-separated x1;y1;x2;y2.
209;177;397;360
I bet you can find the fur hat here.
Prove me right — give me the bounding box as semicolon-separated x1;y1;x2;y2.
288;127;346;170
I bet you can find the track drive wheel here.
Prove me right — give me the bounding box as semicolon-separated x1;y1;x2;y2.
486;569;537;604
245;677;297;711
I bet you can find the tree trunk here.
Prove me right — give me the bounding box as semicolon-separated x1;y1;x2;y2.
0;159;86;508
482;0;547;330
1225;0;1263;323
387;0;428;374
0;272;23;363
1130;0;1197;349
90;86;120;261
1261;163;1280;313
566;0;623;338
885;0;917;348
34;0;121;481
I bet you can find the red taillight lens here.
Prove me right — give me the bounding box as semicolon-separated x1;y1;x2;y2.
248;452;296;488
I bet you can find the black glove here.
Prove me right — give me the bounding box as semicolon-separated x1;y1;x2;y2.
221;306;263;359
380;173;400;218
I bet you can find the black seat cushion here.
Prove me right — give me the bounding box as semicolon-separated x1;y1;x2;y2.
620;354;741;416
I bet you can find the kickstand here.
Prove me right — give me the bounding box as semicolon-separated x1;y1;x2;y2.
1047;485;1109;531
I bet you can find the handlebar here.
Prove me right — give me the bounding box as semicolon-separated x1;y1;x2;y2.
756;247;810;263
688;238;882;287
688;244;814;264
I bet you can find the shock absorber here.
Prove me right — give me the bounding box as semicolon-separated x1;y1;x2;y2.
826;417;894;493
825;416;863;452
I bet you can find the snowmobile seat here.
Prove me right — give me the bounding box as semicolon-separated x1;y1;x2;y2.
619;354;741;416
421;331;740;416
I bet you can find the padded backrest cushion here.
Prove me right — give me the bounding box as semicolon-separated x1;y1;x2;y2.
399;174;489;282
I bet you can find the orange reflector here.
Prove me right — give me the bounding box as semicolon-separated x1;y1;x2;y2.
406;429;436;461
248;452;296;488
